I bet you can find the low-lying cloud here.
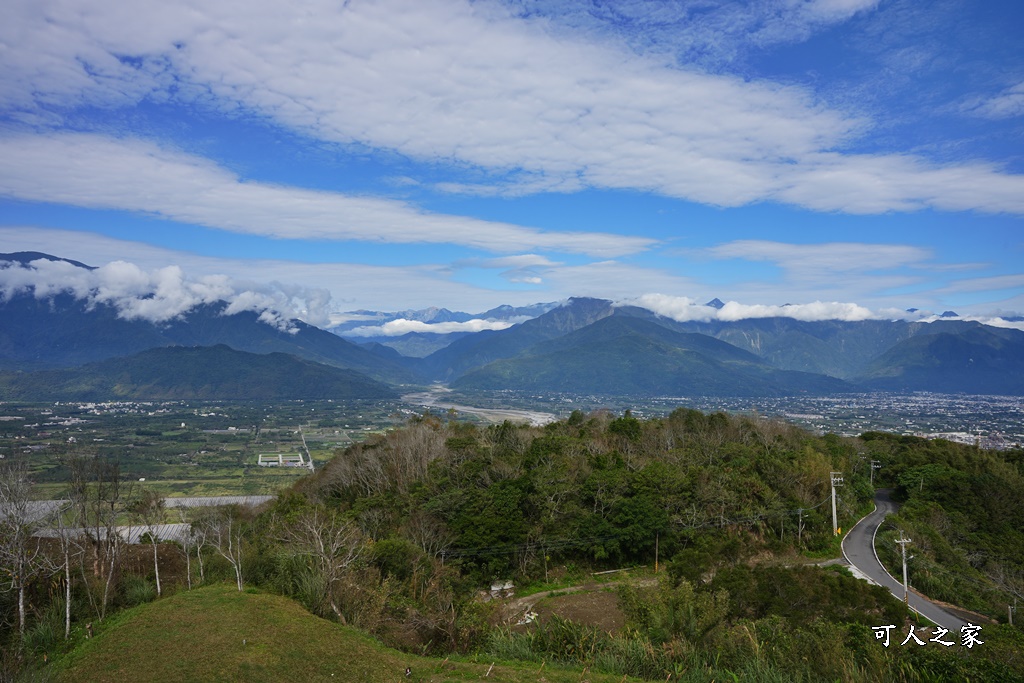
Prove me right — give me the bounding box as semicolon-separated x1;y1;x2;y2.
344;318;518;337
620;293;1024;330
0;257;332;332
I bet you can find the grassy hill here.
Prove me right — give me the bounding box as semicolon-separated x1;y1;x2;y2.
53;585;632;683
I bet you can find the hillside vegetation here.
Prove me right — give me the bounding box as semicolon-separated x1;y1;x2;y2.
6;409;1024;682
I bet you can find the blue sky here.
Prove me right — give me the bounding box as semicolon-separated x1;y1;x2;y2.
1;0;1022;328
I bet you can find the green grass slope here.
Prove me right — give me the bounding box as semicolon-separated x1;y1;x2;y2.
54;585;632;683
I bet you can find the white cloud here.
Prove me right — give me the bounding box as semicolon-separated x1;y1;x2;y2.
935;273;1024;295
0;133;653;257
344;318;517;337
963;82;1024;120
541;260;700;300
800;0;880;22
2;0;1022;214
703;240;933;278
0;255;333;331
0;226;555;312
458;253;564;284
620;293;918;323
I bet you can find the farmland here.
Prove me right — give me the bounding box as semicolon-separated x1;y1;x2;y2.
0;399;406;498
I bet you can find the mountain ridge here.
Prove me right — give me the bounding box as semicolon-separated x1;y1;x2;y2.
0;344;397;401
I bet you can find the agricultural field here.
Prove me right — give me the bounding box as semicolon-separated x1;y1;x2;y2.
0;399;406;499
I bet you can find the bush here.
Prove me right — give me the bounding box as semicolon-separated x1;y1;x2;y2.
120;575;156;607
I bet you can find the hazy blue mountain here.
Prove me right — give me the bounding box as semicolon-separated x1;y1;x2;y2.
354;331;474;358
1;251;95;270
6;253;1022;397
452;315;855;396
0;292;419;384
419;297;617;381
0;345;397;401
475;302;559;319
656;318;916;378
332;301;558;356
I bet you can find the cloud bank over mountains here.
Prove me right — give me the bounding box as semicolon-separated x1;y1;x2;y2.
343;318;521;337
4;256;1022;334
0;257;332;332
620;293;1024;331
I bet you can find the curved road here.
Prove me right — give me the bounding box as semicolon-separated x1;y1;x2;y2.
842;489;967;633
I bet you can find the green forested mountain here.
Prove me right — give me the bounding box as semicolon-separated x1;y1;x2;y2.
5;253;1024;396
419;297;1024;394
856;326;1024;394
452;315;855;395
419;297;617;381
0;292;417;384
0;344;397;400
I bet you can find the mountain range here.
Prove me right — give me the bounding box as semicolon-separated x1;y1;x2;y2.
0;344;396;401
2;253;1022;399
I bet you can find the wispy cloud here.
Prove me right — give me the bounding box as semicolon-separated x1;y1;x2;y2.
0;133;653;257
508;0;880;68
962;81;1024;120
702;240;933;279
4;0;1023;214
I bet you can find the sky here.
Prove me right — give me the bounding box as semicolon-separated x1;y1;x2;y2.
1;0;1023;330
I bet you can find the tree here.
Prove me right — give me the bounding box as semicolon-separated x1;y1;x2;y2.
53;504;84;640
203;506;245;591
279;506;362;622
0;464;51;636
131;489;165;597
67;454;133;619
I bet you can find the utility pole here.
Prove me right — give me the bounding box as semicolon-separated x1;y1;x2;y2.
870;460;880;486
830;472;844;536
896;533;913;604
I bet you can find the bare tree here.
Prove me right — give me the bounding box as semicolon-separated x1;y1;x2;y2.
131;488;165;597
0;464;50;636
279;506;362;622
175;508;196;589
193;520;209;585
67;454;133;619
401;511;454;559
53;504;84;640
203;507;245;591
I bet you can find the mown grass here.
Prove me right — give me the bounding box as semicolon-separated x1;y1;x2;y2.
51;584;640;683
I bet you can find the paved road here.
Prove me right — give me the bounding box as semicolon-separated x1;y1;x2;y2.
842;489;967;633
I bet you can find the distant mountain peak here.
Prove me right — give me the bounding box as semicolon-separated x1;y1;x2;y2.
705;298;725;309
0;251;95;270
940;311;959;318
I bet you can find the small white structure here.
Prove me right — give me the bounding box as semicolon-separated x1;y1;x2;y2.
258;452;306;467
489;580;515;599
